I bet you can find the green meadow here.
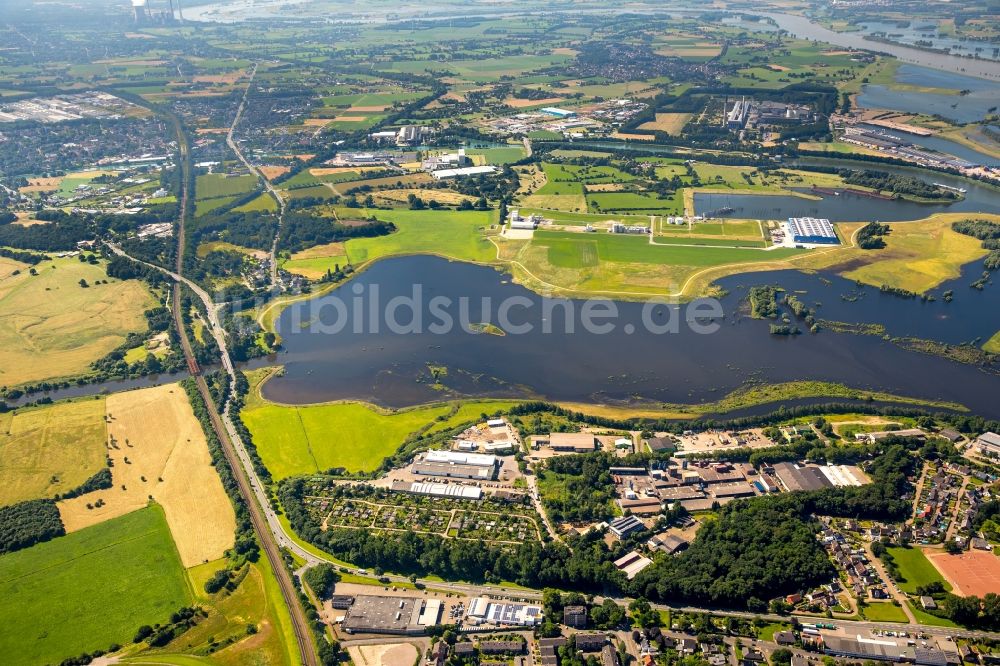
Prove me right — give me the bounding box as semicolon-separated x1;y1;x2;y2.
342;208;499;265
0;506;191;666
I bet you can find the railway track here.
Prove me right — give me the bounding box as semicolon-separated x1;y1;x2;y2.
160;96;318;665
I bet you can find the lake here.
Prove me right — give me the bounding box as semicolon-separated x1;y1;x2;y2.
261;255;1000;418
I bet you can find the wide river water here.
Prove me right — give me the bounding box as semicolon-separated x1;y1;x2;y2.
260;255;1000;418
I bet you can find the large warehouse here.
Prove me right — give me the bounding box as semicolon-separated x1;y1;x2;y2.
411;450;499;480
786;217;840;245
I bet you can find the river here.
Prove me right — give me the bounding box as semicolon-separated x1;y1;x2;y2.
181;2;1000;81
258;255;1000;418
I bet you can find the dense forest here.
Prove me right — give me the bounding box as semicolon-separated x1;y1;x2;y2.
840;169;956;200
0;499;65;554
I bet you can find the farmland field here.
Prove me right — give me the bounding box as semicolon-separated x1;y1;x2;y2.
638;112;692;135
282;242;349;279
195;173;258;200
57;384;236;567
0;257;156;387
0;398;107;506
0;506;191;666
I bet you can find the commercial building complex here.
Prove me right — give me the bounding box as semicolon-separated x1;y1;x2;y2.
466;597;544;627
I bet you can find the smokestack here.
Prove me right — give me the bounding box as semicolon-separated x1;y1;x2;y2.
175;0;184;22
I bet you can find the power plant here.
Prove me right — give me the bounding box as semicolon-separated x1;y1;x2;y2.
130;0;182;25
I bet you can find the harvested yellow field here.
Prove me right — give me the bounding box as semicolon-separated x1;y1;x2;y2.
58;384;236;567
348;643;419;666
303;118;334;127
611;132;656;141
0;257;156;387
259;165;291;180
13;212;48;226
375;188;477;206
19;176;62;193
504;96;565;108
0;257;23;280
290;242;347;260
0;398;108;506
349;105;388;112
332;115;367;122
639;113;692;135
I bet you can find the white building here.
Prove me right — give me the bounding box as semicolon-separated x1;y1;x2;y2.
430;165;496;180
466;598;543;626
422;148;471;171
976;432;1000;458
508;208;542;230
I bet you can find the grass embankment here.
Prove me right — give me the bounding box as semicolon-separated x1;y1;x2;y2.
983;330;1000;354
0;256;156;387
0;506;191;666
555;380;967;420
239;368;518;479
837;214;993;294
0;397;107;506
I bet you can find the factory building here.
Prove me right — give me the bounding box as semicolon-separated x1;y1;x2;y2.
411;450;499;480
726;97;751;130
390;480;483;500
430;165;497;180
786;217;840;245
508;209;543;230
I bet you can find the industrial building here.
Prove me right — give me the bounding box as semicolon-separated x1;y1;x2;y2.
430;165;497;180
726;97;751;129
342;595;441;634
466;597;544;626
611;223;650;234
541;107;576;118
613;550;653;580
786;217;840;245
976;432;1000;458
647;532;688;555
422;148;471;171
508;209;543;230
390;480;483;500
541;432;599;452
773;462;833;493
411;450;499;480
608;515;645;539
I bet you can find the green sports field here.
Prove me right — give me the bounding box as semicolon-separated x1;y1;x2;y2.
885;546;951;595
0;506;191;666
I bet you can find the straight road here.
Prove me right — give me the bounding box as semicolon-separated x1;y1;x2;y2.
225;62;287;288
